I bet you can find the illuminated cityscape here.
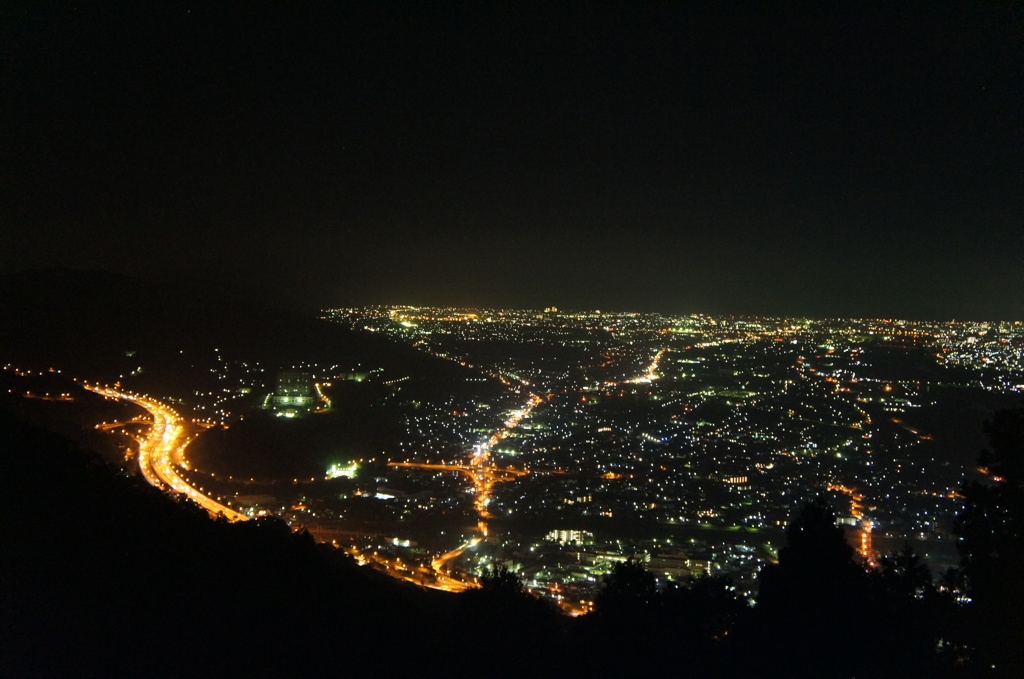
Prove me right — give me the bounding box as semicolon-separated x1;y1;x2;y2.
9;307;1015;612
306;308;1020;605
3;300;1023;672
4;2;1021;674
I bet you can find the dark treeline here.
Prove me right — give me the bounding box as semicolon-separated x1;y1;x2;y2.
3;406;1023;678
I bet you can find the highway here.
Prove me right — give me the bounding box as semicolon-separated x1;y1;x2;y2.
87;384;483;591
86;384;249;522
85;347;668;598
429;542;480;591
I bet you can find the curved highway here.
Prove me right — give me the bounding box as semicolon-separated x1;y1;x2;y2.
86;384;249;522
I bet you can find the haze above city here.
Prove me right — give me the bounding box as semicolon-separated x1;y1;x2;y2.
4;2;1021;318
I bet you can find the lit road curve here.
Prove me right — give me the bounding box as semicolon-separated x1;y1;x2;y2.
429;543;480;592
86;384;249;522
344;545;478;593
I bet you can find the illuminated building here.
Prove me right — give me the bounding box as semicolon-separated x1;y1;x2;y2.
545;529;593;544
270;370;314;417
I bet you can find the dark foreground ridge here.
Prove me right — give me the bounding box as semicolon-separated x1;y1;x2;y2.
5;407;1022;677
0;410;448;677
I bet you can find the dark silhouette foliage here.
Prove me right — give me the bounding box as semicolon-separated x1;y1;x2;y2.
662;573;747;644
978;408;1024;482
592;557;659;617
876;542;933;598
742;499;962;677
449;565;564;675
955;406;1024;675
479;564;526;594
575;558;747;675
747;499;874;677
869;543;964;675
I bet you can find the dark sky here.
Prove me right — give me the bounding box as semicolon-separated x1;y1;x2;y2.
4;1;1021;318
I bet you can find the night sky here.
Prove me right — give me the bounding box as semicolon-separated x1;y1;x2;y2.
4;2;1021;319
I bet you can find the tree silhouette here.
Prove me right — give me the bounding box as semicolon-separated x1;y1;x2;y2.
876;542;933;599
479;564;524;595
978;407;1024;481
956;406;1024;674
750;498;872;677
663;573;746;640
868;543;965;674
450;564;563;674
593;557;659;617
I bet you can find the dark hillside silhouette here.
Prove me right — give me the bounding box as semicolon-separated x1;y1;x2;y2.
0;268;491;390
0;409;448;677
